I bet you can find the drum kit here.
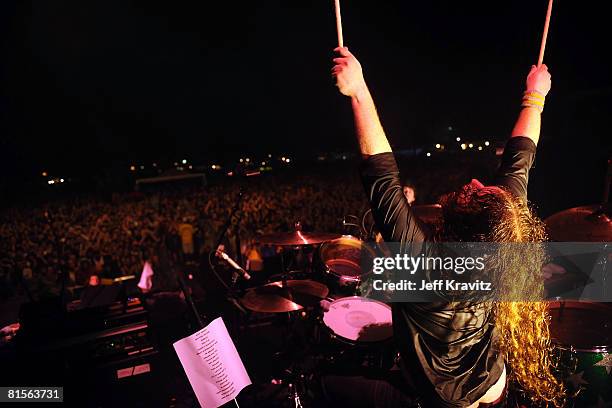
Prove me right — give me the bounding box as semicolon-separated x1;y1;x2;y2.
227;219;394;407
227;201;611;407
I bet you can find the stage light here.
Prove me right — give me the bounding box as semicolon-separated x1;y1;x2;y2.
426;152;431;157
485;141;490;146
286;158;291;163
42;171;47;177
435;144;441;149
130;166;136;171
468;143;474;148
245;158;250;163
448;126;453;131
268;154;272;158
60;178;64;183
342;155;347;160
182;159;187;164
140;165;144;170
461;144;467;150
240;158;244;163
189;165;193;169
478;146;483;151
173;162;178;166
261;161;266;166
152;163;157;167
456;137;461;142
48;180;54;185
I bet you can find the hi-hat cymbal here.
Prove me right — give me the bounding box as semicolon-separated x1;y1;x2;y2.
240;279;329;313
257;231;342;246
545;205;611;242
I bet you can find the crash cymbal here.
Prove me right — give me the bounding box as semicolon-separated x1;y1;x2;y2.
240;279;329;313
545;205;611;242
257;231;342;246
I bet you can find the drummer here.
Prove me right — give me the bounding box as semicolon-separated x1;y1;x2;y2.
327;47;565;407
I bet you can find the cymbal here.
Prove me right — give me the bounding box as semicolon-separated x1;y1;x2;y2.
240;279;329;313
545;205;611;242
257;231;342;246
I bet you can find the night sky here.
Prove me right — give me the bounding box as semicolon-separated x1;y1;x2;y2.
1;1;610;208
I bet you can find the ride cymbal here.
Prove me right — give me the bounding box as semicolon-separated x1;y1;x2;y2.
545;205;611;242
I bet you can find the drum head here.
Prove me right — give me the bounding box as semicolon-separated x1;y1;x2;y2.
549;301;612;351
323;296;392;343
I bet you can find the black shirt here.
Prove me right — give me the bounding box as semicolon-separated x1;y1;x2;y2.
359;136;536;407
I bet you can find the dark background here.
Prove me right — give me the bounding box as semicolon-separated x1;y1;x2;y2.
1;0;610;215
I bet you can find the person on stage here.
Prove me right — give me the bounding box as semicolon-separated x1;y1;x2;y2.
328;47;565;407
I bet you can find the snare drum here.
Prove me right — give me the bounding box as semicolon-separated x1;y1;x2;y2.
318;296;395;370
318;236;376;295
549;301;612;407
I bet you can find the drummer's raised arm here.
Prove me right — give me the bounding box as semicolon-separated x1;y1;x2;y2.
331;47;392;158
510;64;551;146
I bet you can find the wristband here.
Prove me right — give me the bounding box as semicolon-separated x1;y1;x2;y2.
521;90;545;113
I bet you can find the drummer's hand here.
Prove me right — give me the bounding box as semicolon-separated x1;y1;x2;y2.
332;47;367;98
526;64;551;97
541;262;566;280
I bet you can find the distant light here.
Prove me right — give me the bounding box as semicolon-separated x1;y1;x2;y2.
478;146;483;151
281;156;286;162
173;162;178;166
261;161;266;166
182;159;187;164
485;141;490;146
426;152;431;157
342;155;347;160
435;143;441;149
239;158;244;163
152;163;157;167
286;158;291;163
245;158;250;163
130;166;136;171
468;143;474;148
461;143;467;150
268;154;272;158
456;137;461;142
48;180;54;185
41;171;48;177
140;165;144;170
189;165;193;169
60;178;64;183
448;126;453;131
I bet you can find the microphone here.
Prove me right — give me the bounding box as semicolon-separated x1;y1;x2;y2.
215;250;251;280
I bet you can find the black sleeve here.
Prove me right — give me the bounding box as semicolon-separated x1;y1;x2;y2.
494;136;537;202
359;153;427;248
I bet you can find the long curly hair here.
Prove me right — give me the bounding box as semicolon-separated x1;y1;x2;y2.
439;182;566;407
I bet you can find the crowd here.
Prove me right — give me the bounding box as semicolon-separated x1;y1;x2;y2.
0;169;369;300
0;153;497;302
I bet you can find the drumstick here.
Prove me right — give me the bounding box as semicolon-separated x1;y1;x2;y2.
334;0;344;48
537;0;554;66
